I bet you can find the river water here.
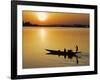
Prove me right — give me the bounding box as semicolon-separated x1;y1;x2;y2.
22;27;89;69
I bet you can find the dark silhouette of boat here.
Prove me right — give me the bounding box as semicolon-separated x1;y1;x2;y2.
45;45;81;64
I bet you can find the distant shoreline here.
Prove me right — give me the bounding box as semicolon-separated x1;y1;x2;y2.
23;22;89;28
23;26;89;28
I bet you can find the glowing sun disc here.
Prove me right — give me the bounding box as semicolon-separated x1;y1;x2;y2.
36;12;48;21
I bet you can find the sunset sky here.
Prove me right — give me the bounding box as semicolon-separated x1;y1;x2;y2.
22;11;89;25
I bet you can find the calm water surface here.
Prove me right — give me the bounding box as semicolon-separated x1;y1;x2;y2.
22;27;89;69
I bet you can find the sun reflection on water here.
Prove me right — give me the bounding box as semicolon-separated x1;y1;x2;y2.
40;28;46;41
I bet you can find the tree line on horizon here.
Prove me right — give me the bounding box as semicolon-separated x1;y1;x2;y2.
23;21;89;28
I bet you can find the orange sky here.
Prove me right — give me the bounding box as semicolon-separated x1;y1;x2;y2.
22;11;89;25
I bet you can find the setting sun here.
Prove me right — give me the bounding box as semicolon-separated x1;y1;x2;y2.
36;12;48;21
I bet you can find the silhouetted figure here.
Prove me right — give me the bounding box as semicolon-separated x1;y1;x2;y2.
64;48;66;53
45;45;81;64
67;50;73;59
